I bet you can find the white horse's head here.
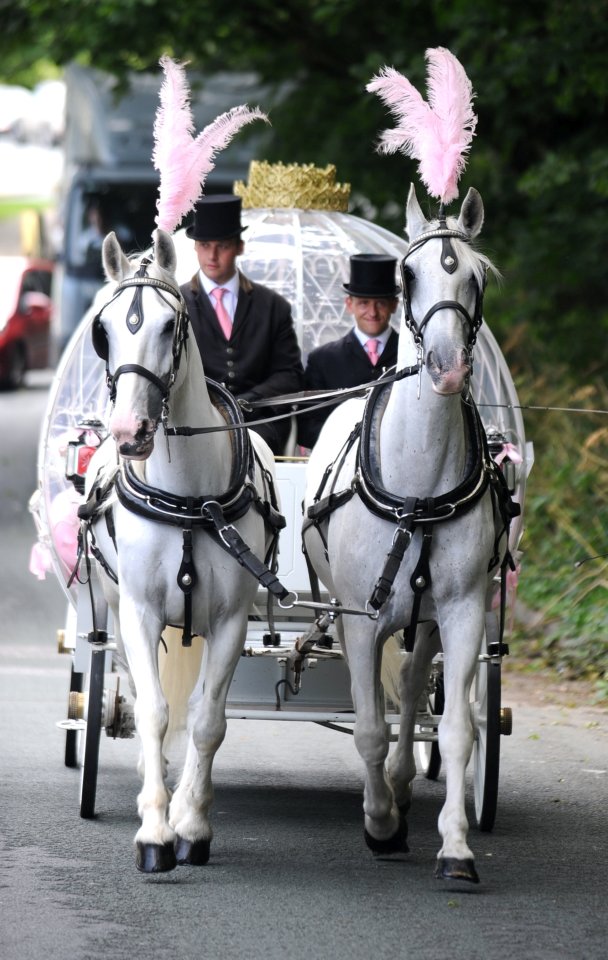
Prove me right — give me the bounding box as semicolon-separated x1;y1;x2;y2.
403;184;490;396
93;228;186;459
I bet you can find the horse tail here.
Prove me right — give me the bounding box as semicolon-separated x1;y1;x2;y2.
380;633;403;708
158;626;205;746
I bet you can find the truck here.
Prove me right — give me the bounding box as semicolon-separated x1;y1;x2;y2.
51;64;271;358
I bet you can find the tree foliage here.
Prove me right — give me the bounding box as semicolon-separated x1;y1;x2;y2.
3;0;606;690
2;0;607;369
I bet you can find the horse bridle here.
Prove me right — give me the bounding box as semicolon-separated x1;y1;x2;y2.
400;222;486;355
92;256;189;405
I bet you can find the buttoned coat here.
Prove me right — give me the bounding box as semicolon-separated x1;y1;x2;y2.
181;271;303;453
297;327;399;449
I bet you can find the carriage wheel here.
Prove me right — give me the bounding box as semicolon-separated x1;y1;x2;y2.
472;657;501;831
64;661;84;768
416;670;444;780
79;648;105;819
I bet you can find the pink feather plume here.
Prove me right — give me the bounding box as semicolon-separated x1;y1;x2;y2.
152;56;269;233
366;47;477;204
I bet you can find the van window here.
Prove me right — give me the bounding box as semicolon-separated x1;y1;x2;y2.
66;182;160;277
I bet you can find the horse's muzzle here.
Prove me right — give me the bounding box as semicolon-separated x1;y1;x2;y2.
113;420;158;460
118;440;155;460
426;348;470;395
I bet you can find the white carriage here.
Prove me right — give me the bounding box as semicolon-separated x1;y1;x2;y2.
31;171;532;843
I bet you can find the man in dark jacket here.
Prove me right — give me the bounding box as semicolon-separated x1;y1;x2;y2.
180;194;303;455
297;254;400;450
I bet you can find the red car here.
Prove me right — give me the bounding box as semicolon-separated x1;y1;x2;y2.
0;256;54;389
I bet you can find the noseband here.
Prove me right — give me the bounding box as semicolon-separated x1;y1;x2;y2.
400;223;486;353
92;257;188;404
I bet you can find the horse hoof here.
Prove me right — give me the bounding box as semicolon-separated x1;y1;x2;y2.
435;857;480;884
135;841;177;873
174;835;211;866
364;817;409;855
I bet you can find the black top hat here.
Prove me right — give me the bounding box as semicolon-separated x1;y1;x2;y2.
342;254;400;298
186;194;246;241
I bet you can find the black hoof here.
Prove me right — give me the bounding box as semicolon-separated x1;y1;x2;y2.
135;841;177;874
174;835;211;866
364;816;409;855
435;857;480;884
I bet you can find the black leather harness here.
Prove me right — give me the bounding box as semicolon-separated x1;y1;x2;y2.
305;371;520;651
303;221;517;652
77;380;287;646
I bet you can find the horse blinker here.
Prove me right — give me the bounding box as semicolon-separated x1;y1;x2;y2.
92;314;109;361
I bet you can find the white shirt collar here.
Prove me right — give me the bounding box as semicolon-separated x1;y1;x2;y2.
199;269;240;299
199;270;240;320
353;326;393;352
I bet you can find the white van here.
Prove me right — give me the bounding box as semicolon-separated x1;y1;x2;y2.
52;65;272;358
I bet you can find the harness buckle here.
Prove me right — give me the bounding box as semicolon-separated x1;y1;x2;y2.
392;524;413;547
217;522;238;550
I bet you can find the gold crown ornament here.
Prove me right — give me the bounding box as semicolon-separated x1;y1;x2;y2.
234;161;350;211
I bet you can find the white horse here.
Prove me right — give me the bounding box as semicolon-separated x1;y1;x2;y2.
83;229;281;873
303;184;512;884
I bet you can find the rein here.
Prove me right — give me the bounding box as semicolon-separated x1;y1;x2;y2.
478;402;608;417
165;364;422;437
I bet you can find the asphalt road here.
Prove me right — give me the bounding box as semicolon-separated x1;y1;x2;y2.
1;373;607;960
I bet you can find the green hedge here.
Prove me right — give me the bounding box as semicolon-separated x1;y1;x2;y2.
509;372;607;702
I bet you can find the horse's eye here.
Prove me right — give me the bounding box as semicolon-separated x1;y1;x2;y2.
163;318;175;336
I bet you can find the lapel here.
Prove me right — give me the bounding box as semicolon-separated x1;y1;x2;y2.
232;271;253;335
344;329;373;370
383;328;399;365
188;273;227;342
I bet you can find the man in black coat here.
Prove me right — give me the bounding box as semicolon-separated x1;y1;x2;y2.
180;194;303;455
297;254;400;450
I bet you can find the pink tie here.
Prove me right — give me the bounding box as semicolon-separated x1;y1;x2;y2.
365;338;380;366
211;287;233;339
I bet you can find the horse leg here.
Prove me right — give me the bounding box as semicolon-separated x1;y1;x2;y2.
388;622;441;811
169;613;249;865
434;605;484;884
346;622;407;855
120;605;176;873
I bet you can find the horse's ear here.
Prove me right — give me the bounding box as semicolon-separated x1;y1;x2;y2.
153;229;177;275
102;232;131;281
457;188;484;239
405;184;429;242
